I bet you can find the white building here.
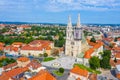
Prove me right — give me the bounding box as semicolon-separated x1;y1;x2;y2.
65;14;88;58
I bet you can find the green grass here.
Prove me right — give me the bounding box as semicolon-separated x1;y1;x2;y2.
73;63;101;74
53;70;63;76
43;57;55;62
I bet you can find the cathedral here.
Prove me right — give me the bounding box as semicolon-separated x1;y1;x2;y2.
65;14;89;58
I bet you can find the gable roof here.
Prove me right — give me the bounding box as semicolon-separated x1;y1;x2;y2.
27;60;41;69
0;67;28;80
84;41;103;59
17;57;30;62
3;62;17;70
28;70;56;80
70;66;88;77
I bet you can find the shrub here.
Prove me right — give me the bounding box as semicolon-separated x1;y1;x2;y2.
43;53;48;57
59;67;64;73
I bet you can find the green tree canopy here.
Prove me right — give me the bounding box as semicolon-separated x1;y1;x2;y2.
90;37;96;43
59;67;64;73
89;56;100;70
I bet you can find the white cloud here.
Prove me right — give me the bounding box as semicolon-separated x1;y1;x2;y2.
45;0;120;12
0;0;120;12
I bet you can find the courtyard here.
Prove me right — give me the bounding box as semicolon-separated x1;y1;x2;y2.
41;56;76;69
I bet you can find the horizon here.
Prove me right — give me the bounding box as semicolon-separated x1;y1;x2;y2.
0;0;120;24
1;21;120;25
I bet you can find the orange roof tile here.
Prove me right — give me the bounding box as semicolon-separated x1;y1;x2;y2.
10;47;19;52
88;74;97;80
0;42;5;46
12;42;23;46
84;48;94;59
115;53;120;58
116;73;120;79
113;47;120;51
27;60;41;69
29;70;56;80
0;67;28;80
70;66;88;77
76;78;81;80
0;46;4;50
84;41;103;59
21;40;53;51
0;56;6;60
17;57;30;62
3;62;17;70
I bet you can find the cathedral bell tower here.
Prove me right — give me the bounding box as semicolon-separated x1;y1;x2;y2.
72;14;82;57
65;15;73;56
74;14;82;40
65;14;82;57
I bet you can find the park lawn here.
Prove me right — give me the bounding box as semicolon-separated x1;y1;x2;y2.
73;63;101;74
43;57;55;62
53;70;63;76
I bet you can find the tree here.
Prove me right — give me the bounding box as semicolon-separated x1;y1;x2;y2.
90;37;96;43
59;67;64;73
89;56;100;70
102;50;111;58
100;56;111;69
100;50;111;69
43;53;48;57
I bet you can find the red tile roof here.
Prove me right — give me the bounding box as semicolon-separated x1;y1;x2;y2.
116;73;120;79
0;42;5;46
17;57;30;62
3;62;17;70
29;70;56;80
18;25;31;29
115;53;120;58
21;40;53;51
84;41;103;59
84;48;94;59
12;42;24;46
0;67;28;80
88;74;97;80
70;66;88;77
27;60;41;69
0;46;4;50
4;45;19;52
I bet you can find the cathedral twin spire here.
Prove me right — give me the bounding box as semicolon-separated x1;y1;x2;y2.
67;15;72;28
67;14;81;28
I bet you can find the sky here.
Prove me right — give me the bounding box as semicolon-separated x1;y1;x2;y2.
0;0;120;24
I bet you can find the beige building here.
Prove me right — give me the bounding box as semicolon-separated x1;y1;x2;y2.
20;40;54;57
17;57;30;67
65;14;89;57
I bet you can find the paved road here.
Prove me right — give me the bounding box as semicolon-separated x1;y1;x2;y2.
98;70;118;80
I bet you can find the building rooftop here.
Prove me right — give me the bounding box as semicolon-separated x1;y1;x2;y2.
70;66;88;77
0;67;28;80
28;70;56;80
17;57;30;62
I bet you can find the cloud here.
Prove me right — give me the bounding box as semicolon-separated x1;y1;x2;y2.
45;0;120;12
0;0;120;12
